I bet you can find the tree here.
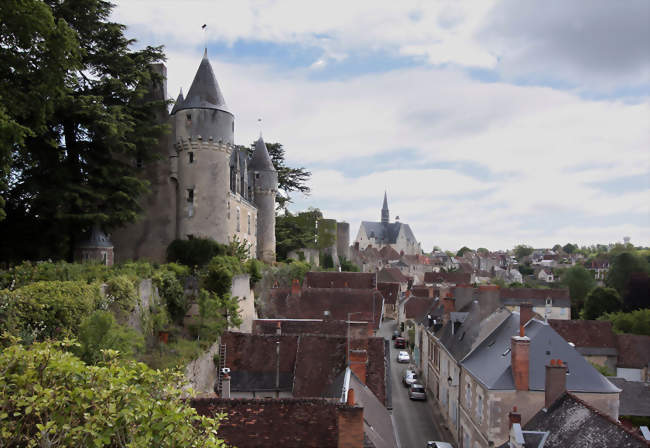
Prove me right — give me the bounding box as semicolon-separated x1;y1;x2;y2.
623;272;649;311
514;244;534;261
239;142;311;210
456;246;472;257
582;287;623;320
599;309;650;336
563;243;577;254
606;251;650;305
0;0;168;262
275;208;322;261
0;338;226;447
560;265;596;318
76;310;144;364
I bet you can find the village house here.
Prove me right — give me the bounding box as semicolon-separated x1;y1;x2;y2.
377;282;400;320
304;271;377;289
498;288;571;320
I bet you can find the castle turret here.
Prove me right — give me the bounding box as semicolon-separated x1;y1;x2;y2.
381;191;389;224
250;135;277;262
172;50;234;243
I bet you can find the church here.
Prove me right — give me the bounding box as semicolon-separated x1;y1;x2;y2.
111;50;277;263
354;193;421;255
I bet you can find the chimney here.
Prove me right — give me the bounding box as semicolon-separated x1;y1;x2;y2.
508;406;521;428
291;278;301;296
545;359;567;409
222;373;231;398
349;350;368;384
276;321;281;336
520;302;534;328
347;388;355;405
511;333;530;391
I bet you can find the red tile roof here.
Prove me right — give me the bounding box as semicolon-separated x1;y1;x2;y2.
548;320;617;348
403;296;435;320
411;285;433;297
616;334;650;369
424;271;471;285
304;271;376;289
379;246;400;261
377;267;408;284
252;319;350;337
377;282;400;305
499;288;570;307
191;397;356;448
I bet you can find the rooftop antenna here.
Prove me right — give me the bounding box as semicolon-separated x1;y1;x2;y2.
201;24;207;54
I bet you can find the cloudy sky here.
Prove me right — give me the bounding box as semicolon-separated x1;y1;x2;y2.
112;0;650;252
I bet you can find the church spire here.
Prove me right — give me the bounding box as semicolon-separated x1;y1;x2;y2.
381;191;389;224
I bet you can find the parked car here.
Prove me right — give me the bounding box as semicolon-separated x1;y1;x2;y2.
403;369;418;387
397;351;410;363
392;330;401;340
394;337;406;348
425;442;453;448
409;383;426;400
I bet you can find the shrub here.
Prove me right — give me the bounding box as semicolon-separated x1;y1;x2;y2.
76;310;144;364
153;269;187;322
166;238;227;268
103;275;138;313
599;309;650;336
0;339;226;447
582;287;623;320
245;258;264;286
201;256;243;297
0;281;100;341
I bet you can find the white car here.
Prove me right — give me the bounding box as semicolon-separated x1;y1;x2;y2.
397;351;410;363
403;369;418;387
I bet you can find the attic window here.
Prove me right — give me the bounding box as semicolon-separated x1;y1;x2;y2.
189;152;194;163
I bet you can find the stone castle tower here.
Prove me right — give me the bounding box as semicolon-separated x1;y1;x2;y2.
112;50;277;262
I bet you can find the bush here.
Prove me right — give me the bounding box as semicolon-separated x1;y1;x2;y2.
76;310;144;364
582;287;623;320
245;258;264;286
0;281;100;341
103;275;138;313
339;257;360;272
0;339;226;447
201;256;243;297
153;269;187;322
599;309;650;336
166;238;227;268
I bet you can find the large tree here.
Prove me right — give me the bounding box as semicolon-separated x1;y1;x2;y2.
582;287;623;320
606;251;650;308
0;0;167;262
275;208;322;261
560;265;596;318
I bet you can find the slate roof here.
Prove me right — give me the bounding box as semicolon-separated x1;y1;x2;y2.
262;288;384;330
424;271;471;285
77;224;113;248
304;271;376;289
377;267;408;284
173;50;230;114
499;288;570;308
360;221;417;245
170;88;184;115
191;397;352;448
461;316;620;393
377;282;400;305
609;378;650;417
349;372;398;448
617;334;650;369
548;319;618;354
252;319;350;337
523;393;648;448
248;135;275;171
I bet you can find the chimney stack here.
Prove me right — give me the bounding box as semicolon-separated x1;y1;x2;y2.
511;332;530;391
545;359;567;409
222;373;231;398
347;388;355;405
508;406;521;428
291;278;301;296
349;350;368;384
442;295;456;325
520;302;534;328
276;321;281;336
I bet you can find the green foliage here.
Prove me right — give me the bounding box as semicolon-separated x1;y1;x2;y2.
166;238;227;268
322;252;334;269
103;275;138;314
491;278;506;288
227;234;252;262
582;287;623;320
0;0;169;262
339;257;360;272
606;251;650;295
620;416;650;428
518;262;534;276
193;289;242;340
255;142;311;210
560;265;596;318
0;339;226;447
245;258;264;285
76;310;144;364
317;219;337;249
589;361;614;377
153;269;186;322
599;309;650;336
563;243;578;254
514;245;534;261
0;281;99;341
456;246;472;257
275;208;322;261
201;256;244;297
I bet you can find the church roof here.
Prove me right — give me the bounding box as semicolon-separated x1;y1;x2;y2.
360;221;416;245
249;135;275;171
382;192;388;211
173;49;230;114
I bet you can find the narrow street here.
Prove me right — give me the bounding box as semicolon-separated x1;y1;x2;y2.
379;320;449;448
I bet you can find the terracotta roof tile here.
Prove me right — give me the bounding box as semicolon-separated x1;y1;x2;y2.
617;333;650;369
377;282;400;305
424;271;471;284
304;271;376;289
548;320;617;348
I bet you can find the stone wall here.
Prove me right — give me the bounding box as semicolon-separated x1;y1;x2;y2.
230;274;256;333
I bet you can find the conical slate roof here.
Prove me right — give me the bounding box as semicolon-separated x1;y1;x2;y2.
77;224;113;248
170;88;184;115
382;191;388;211
174;49;230;114
249;135;276;171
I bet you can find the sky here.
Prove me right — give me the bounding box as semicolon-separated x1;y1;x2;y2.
112;0;650;252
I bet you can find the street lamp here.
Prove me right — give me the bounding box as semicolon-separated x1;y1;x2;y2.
347;311;363;366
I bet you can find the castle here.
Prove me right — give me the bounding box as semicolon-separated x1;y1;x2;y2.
111;50;277;263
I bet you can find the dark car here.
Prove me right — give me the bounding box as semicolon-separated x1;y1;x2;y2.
392;330;401;340
394;337;406;348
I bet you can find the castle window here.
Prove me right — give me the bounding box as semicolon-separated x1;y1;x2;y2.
186;113;191;122
247;214;251;234
188;152;194;163
187;234;194;240
236;207;240;232
255;173;260;179
187;188;194;203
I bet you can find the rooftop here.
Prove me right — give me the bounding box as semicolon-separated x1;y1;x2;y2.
304;271;376;289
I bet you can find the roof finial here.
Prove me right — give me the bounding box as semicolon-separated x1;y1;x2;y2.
202;24;208;57
257;117;263;139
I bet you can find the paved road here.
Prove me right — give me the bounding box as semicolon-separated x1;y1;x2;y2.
379;320;446;448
